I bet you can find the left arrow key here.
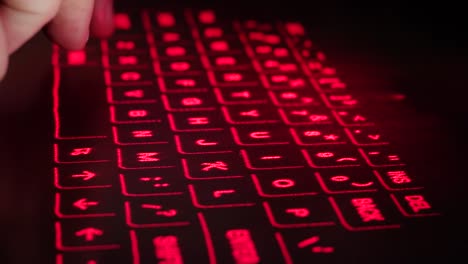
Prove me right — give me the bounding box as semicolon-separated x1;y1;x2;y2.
55;190;116;218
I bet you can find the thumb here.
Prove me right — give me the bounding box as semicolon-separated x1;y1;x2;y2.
0;0;61;54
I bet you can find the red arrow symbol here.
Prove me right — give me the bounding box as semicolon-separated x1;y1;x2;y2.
75;227;103;241
368;134;381;140
73;198;99;210
71;170;96;181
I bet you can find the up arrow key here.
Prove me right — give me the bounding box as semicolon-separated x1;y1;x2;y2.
75;227;103;241
73;198;99;210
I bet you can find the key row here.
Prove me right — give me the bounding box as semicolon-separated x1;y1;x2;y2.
54;140;405;168
55;191;437;252
54;165;422;193
105;104;374;127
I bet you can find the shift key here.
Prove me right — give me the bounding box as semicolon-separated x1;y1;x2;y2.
200;207;285;264
55;67;109;139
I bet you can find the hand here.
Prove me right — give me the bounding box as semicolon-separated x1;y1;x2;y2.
0;0;114;79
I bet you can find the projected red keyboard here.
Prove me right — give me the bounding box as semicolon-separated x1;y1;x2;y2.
51;8;441;264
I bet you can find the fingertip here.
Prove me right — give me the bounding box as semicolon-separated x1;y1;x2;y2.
45;0;94;51
90;0;114;38
46;25;89;50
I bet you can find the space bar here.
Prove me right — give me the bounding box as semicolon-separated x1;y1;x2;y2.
54;66;109;139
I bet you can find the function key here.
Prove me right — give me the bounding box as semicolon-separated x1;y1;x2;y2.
390;192;441;217
373;168;423;191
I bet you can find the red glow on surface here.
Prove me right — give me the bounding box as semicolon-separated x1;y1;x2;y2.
199;10;216;24
163;32;181;42
67;50;86;65
166;46;186;57
157;12;176;27
50;10;440;262
114;13;131;29
204;27;223;38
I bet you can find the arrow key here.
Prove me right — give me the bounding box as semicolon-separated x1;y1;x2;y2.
55;190;117;218
55;164;114;190
56;220;123;251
